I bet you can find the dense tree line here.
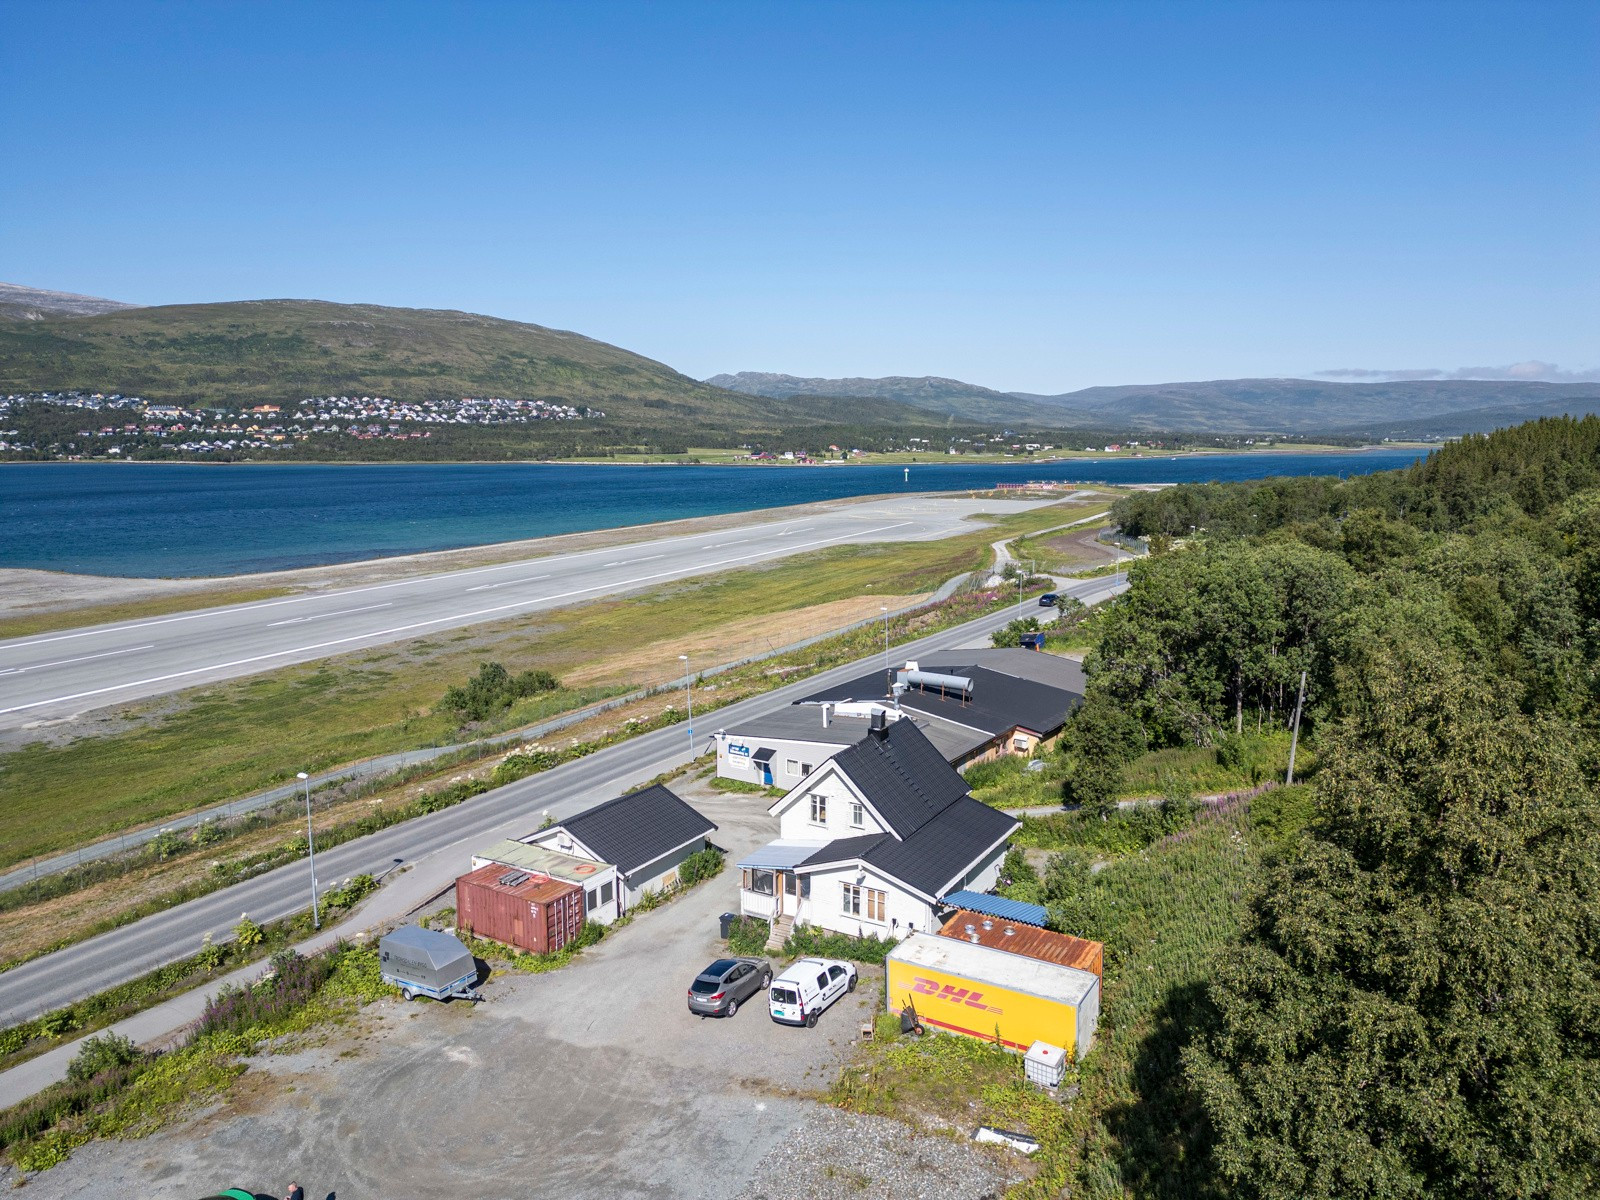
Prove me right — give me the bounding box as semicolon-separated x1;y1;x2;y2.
1069;416;1600;1196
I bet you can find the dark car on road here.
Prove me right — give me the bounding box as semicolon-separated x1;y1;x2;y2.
687;956;773;1018
1038;592;1059;607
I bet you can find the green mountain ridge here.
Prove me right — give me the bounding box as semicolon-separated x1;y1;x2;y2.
712;370;1600;435
0;299;930;431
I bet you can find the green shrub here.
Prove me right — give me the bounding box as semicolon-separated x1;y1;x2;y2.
677;847;724;887
992;616;1042;648
66;1033;142;1084
233;916;264;948
439;661;560;723
726;916;770;956
784;925;898;964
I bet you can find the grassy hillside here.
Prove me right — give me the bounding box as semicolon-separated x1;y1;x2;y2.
705;370;1067;424
1022;376;1600;434
0;299;926;431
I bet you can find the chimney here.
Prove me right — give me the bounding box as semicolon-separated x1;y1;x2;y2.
821;702;833;728
870;709;888;738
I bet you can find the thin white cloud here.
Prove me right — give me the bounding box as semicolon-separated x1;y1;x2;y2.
1315;361;1600;384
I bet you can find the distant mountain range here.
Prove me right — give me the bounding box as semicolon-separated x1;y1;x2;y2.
708;371;1600;437
3;283;1593;439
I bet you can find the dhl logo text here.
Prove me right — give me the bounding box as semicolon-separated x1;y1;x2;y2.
911;976;1002;1014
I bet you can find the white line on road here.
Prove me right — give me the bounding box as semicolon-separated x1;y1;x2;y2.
464;574;551;593
0;521;914;717
265;603;393;628
0;644;156;677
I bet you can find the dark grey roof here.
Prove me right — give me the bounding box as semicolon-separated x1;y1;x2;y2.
827;718;970;839
554;784;717;876
864;798;1019;898
797;798;1019;899
724;707;989;766
955;648;1086;693
723;708;873;746
798;662;1081;740
799;833;889;869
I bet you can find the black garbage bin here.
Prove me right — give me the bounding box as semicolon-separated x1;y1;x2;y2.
719;912;737;939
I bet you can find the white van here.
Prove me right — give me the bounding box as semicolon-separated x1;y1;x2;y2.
768;957;858;1027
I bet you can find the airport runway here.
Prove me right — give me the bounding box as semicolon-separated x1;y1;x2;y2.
0;496;1054;729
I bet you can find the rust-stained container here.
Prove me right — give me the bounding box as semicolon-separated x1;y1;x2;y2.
456;863;585;954
939;909;1104;980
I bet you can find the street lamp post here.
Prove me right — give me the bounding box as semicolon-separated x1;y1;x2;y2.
881;605;890;692
298;771;320;930
678;654;693;755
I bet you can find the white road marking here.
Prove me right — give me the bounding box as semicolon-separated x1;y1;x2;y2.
464;574;551;593
0;521;914;717
266;603;393;628
0;644;155;677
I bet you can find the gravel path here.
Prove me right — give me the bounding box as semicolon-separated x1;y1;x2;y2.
742;1107;1021;1200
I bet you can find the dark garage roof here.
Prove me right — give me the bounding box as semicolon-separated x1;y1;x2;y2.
553;784;717;876
798;662;1080;740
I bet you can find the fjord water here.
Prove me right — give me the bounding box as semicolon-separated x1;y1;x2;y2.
1;451;1425;578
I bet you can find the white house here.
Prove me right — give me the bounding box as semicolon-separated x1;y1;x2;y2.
737;714;1019;943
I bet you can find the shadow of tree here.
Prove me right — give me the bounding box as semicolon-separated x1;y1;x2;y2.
1101;979;1226;1200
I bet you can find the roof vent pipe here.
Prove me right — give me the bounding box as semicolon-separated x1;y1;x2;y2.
1003;926;1015;937
821;702;833;728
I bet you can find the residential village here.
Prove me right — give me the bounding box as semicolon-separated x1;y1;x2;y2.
0;390;596;457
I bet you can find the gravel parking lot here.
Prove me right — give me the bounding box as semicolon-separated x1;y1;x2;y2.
10;785;1019;1199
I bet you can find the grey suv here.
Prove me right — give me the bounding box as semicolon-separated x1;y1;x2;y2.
687;957;773;1018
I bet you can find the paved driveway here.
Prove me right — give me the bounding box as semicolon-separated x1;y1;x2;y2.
13;789;881;1200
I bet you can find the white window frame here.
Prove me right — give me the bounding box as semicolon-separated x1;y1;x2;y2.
809;793;828;825
850;800;865;828
786;758;801;777
841;882;861;916
866;887;887;923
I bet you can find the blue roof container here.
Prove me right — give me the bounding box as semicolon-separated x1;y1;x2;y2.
940;889;1048;928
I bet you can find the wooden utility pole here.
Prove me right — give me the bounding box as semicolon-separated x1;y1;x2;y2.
1286;669;1308;785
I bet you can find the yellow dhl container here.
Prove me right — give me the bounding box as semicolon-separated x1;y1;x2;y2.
885;932;1101;1059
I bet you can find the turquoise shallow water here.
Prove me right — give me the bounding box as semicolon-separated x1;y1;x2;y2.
0;451;1426;578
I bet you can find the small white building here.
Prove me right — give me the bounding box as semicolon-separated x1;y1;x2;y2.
526;784;718;913
737;716;1019;941
715;703;985;786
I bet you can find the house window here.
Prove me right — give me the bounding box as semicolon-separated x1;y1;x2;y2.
866;888;886;922
1012;733;1030;752
600;880;613;905
744;868;774;896
842;883;861;916
801;762;814;776
585;888;597;912
809;793;827;824
850;801;865;828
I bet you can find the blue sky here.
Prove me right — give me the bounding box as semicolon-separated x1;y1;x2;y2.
4;1;1596;391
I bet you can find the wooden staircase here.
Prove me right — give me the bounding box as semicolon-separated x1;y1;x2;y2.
766;914;794;954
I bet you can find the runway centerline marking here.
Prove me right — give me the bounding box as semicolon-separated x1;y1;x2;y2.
266;603;393;628
0;644;156;677
464;574;551;593
0;521;914;717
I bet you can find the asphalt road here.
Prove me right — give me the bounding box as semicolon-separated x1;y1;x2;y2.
0;496;1053;730
0;572;1124;1029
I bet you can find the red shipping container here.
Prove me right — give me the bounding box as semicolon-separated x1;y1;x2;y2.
455;862;586;954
